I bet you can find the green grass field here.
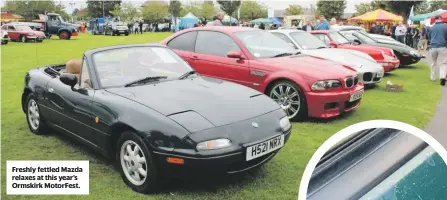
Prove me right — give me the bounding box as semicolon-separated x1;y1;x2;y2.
1;33;442;200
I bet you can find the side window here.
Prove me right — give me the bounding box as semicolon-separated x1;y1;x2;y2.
313;34;330;45
8;26;15;30
167;31;197;52
79;58;92;88
1;26;7;30
195;31;241;57
271;32;297;48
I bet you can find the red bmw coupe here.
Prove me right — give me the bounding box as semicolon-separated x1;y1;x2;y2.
162;27;364;120
310;30;400;72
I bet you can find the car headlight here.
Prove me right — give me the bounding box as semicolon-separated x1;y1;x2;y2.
311;80;341;91
279;117;291;131
196;138;231;151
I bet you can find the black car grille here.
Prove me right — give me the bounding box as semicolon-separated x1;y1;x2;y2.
363;73;373;82
373;77;381;82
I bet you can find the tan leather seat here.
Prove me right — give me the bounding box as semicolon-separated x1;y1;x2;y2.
66;59;82;80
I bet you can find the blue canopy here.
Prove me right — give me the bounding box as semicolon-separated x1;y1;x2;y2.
268;17;281;25
180;12;199;29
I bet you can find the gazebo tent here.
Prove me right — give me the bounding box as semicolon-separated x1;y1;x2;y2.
268;17;281;25
250;18;273;24
349;9;403;22
410;9;446;22
430;10;447;24
179;12;199;29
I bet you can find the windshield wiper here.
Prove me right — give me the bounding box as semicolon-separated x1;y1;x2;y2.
124;76;168;87
316;46;327;49
272;52;293;58
178;70;197;80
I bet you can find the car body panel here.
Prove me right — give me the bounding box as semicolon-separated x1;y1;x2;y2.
162;26;364;119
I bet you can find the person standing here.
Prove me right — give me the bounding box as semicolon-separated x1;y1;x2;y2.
139;20;143;34
302;20;313;31
316;16;330;30
428;15;447;85
406;24;413;47
391;23;397;39
369;24;377;34
418;24;429;52
395;22;407;44
259;23;265;30
208;12;224;26
127;21;133;34
412;25;420;49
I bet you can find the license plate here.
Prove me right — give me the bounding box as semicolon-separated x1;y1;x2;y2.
246;135;284;161
350;90;363;102
376;72;384;78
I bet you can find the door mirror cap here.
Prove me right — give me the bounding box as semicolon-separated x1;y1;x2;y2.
329;41;338;48
353;39;361;45
60;74;78;88
227;51;245;59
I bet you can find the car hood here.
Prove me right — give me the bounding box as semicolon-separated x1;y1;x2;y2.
301;48;381;71
105;77;280;127
257;55;358;80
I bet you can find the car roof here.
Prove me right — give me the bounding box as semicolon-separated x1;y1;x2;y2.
269;29;305;34
310;30;330;34
188;26;259;34
332;26;362;31
84;44;168;57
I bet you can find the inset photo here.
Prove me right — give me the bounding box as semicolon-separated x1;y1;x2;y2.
300;126;447;200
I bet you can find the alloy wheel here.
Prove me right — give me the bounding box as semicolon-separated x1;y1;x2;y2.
120;140;148;186
21;36;26;43
27;99;40;130
270;84;301;119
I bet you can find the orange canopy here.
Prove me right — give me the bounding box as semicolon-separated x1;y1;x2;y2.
349;9;403;22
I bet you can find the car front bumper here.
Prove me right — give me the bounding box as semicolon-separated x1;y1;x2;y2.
305;84;364;118
151;109;291;174
398;53;422;65
377;58;400;72
113;30;129;34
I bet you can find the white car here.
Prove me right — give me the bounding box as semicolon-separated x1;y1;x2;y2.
270;29;385;85
1;29;9;45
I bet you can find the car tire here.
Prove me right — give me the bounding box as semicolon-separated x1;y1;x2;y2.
59;31;70;40
20;35;28;43
1;40;7;45
37;39;43;43
125;33;129;36
116;131;159;194
267;80;307;121
25;93;48;135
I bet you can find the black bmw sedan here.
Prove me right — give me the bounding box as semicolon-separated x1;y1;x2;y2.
21;44;291;193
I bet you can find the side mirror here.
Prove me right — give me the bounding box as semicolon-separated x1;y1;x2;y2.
329;41;338;48
227;51;245;59
353;39;361;45
60;74;78;88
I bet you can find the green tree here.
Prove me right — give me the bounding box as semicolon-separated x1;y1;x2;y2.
239;1;267;20
316;0;347;19
86;0;121;18
3;0;64;21
181;1;201;16
384;1;423;18
141;1;169;23
429;1;447;12
180;1;215;21
217;0;241;25
414;1;430;15
284;5;303;16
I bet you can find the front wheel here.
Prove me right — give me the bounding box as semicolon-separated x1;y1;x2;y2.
117;131;159;194
59;31;70;40
25;93;47;135
1;40;7;44
268;80;307;121
20;35;28;43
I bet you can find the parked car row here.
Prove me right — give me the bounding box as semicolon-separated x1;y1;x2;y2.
21;26;424;194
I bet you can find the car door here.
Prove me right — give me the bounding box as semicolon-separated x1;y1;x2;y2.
191;30;251;87
7;25;18;40
166;31;198;64
46;57;96;145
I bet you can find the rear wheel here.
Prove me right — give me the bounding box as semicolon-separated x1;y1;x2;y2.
268;80;307;121
117;131;159;194
59;31;70;40
20;35;27;43
25;93;48;135
1;40;7;44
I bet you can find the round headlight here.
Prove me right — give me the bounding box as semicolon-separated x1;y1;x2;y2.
196;138;231;151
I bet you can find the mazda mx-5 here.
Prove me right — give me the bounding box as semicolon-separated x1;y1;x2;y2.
21;44;291;193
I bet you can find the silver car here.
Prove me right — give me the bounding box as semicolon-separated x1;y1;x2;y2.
270;29;385;85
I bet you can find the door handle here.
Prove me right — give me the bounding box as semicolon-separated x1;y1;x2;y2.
48;88;54;93
191;56;199;60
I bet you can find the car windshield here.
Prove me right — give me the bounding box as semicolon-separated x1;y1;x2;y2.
329;32;350;44
92;46;193;88
15;25;32;31
289;32;328;50
234;30;295;58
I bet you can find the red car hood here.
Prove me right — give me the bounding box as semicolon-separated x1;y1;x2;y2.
257;55;358;80
348;44;394;56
